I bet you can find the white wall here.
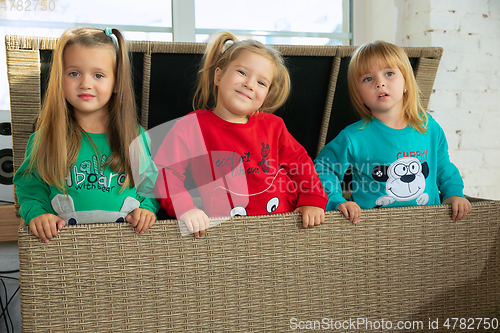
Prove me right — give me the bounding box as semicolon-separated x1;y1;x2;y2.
354;0;500;200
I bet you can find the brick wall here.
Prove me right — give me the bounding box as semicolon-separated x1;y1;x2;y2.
401;0;500;200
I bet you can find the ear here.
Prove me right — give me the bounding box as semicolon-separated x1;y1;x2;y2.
421;161;429;178
214;67;222;86
372;165;389;182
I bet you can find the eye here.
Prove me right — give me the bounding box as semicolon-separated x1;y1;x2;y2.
266;197;280;213
94;73;104;79
230;206;247;217
69;71;79;77
237;70;246;76
362;76;373;82
258;81;267;87
386;71;394;77
394;163;408;177
409;161;421;175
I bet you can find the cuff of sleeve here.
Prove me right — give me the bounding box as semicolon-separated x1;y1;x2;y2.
440;184;465;201
296;193;328;210
332;199;348;211
139;198;160;220
20;207;51;226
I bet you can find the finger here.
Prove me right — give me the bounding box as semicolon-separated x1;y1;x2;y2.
135;214;147;233
38;223;49;243
458;204;468;220
354;209;361;224
315;214;322;225
42;221;54;241
451;204;458;220
311;215;318;227
50;221;58;238
146;215;155;230
132;212;141;228
192;219;200;233
338;206;349;220
184;220;193;233
139;214;152;233
194;231;200;238
30;223;40;238
57;219;66;230
302;213;309;228
310;214;317;227
199;228;206;237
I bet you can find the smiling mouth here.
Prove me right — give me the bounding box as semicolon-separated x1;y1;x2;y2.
236;90;251;99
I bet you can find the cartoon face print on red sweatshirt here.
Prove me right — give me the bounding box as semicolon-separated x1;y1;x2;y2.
209;141;295;217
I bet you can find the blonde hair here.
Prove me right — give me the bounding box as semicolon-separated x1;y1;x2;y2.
29;27;139;191
347;40;428;133
193;31;291;114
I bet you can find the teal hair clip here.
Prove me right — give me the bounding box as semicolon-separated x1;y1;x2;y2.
104;27;113;37
104;28;119;52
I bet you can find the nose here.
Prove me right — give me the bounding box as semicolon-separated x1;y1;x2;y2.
376;79;385;89
80;75;92;89
243;79;254;91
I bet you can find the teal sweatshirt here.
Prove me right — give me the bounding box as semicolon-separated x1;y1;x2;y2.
13;129;159;225
315;115;465;210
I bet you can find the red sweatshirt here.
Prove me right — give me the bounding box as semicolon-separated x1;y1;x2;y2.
154;110;327;218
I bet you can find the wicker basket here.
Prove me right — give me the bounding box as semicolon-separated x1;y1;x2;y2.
7;35;500;332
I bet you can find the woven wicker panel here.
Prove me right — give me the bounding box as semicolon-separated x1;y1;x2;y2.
5;47;41;211
18;199;500;332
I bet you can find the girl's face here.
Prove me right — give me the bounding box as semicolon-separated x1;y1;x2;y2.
63;44;116;126
357;60;406;119
213;50;273;123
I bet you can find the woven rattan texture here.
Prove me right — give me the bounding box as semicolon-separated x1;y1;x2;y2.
18;199;500;332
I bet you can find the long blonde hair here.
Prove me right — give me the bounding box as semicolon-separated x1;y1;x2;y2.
347;40;428;133
29;27;139;191
193;31;291;114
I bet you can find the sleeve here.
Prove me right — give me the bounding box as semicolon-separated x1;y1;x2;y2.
134;128;161;216
137;195;160;217
314;130;353;211
276;120;328;210
434;123;465;200
153;121;197;218
12;135;57;225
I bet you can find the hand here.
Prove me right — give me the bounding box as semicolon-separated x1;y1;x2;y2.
179;208;210;238
442;196;472;220
294;205;325;228
337;202;361;224
126;208;156;234
29;214;66;243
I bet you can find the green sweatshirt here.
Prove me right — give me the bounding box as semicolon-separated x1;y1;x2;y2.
13;129;159;225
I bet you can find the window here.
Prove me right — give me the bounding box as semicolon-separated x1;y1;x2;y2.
1;0;352;110
194;0;351;45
